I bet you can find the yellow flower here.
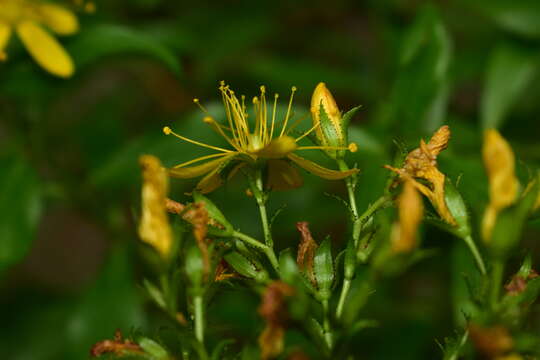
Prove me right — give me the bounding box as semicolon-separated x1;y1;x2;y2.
385;125;455;225
311;82;356;159
481;129;519;242
163;82;359;193
0;0;79;77
391;179;423;253
138;155;173;258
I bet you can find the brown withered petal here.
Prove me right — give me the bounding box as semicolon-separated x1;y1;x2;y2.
505;276;527;296
138;155;173;258
295;222;318;286
183;202;211;279
214;259;237;282
469;324;514;358
482;130;519;241
258;281;295;360
90;330;143;357
165;198;186;214
385;125;456;225
392;180;423;253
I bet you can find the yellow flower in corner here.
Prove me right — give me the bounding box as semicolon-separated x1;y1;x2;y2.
138;155;173;258
385;125;456;225
163;82;359;193
481;129;519;242
0;0;79;77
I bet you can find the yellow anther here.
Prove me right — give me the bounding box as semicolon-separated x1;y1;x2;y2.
291;86;297;92
193;98;199;103
203;116;214;124
260;85;266;93
163;126;172;135
253;96;259;104
348;143;358;152
84;2;96;13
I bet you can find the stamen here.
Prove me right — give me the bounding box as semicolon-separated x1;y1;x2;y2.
193;98;210;115
279;86;297;137
203;116;241;151
296;145;352;151
295;120;320;142
270;93;278;140
163;126;233;153
172;152;232;169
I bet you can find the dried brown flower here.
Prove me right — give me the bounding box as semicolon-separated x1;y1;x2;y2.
469;323;514;359
258;281;295;360
90;330;143;357
385;125;455;225
295;221;318;286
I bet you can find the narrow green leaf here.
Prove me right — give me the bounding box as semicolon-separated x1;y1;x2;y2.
0;154;42;272
68;24;181;75
481;44;537;129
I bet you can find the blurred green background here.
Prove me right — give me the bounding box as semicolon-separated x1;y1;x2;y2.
1;0;540;359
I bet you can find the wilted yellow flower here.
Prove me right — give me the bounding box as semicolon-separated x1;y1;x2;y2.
391;179;423;253
385;125;455;225
481;129;519;242
138;155;173;258
0;0;79;77
163;82;358;193
310;82;357;159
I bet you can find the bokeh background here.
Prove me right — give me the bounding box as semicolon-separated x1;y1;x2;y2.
1;0;540;359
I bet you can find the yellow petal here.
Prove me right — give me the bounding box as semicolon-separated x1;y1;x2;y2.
266;159;303;190
256;136;298;159
138;155;172;258
483;129;519;211
39;4;79;35
169;154;237;179
288;153;358;180
392;180;423;253
16;21;74;77
196;168;224;194
0;23;12;57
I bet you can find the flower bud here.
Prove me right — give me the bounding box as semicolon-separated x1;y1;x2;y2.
311;82;358;159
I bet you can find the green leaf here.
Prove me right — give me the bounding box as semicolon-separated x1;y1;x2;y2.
67;24;181;75
138;337;169;360
192;191;234;236
470;0;540;38
313;237;334;300
389;5;451;135
0;154;42;272
481;44;537;129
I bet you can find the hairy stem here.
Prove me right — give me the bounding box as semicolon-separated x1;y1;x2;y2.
335;278;351;319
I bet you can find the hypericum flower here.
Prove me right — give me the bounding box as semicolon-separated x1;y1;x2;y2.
138;155;173;258
391;179;423;253
385;125;455;225
310;82;358;159
0;0;79;77
163;82;359;193
481;129;519;242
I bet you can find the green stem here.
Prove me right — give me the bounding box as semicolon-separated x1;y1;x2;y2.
233;231;268;251
490;260;504;309
248;170;279;273
335;278;351;319
194;295;205;343
322;300;333;350
337;160;361;244
462;235;487;275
